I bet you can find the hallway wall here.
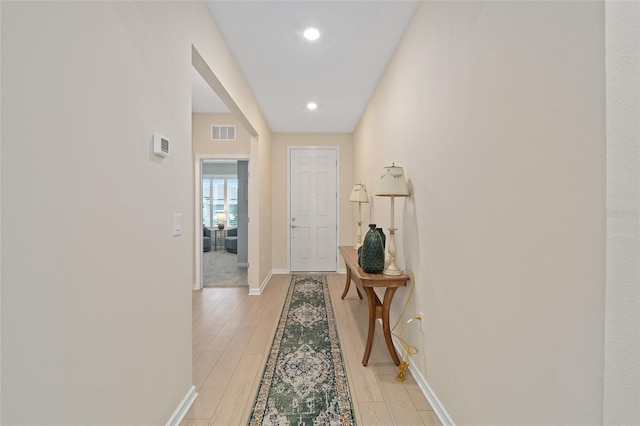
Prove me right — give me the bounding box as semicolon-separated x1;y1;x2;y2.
353;2;606;424
193;113;251;155
604;1;640;423
1;2;271;424
271;133;353;271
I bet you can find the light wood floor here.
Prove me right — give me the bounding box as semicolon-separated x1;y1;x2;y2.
182;274;441;426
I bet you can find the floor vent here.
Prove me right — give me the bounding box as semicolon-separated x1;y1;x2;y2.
211;125;236;141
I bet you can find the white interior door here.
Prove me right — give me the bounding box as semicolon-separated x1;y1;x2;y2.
290;148;338;271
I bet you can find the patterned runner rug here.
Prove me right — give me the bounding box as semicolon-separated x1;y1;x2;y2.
248;275;356;425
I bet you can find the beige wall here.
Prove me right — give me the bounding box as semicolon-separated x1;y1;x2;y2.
353;2;606;424
1;1;271;424
190;12;273;294
258;134;273;281
192;113;251;155
271;133;353;271
604;2;640;424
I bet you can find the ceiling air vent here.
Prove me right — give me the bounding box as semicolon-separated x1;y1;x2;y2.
211;125;236;141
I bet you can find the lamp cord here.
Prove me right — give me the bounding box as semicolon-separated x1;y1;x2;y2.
391;269;420;382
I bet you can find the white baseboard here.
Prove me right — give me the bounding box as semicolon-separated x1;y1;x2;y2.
166;385;197;426
249;271;274;295
237;262;249;267
261;271;273;292
391;336;455;426
337;268;346;274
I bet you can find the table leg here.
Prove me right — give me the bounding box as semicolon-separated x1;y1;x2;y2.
382;287;401;366
341;267;352;299
362;288;378;366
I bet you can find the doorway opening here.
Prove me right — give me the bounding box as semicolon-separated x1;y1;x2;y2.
200;159;249;287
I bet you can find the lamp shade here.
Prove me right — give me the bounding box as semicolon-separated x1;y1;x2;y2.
377;163;409;197
349;183;369;203
216;212;226;224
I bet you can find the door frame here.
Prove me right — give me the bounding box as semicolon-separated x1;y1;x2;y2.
287;146;340;272
194;153;250;290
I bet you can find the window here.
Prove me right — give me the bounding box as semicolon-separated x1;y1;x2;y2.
203;175;238;229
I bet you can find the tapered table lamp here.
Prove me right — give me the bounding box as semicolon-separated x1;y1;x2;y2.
376;163;409;275
349;183;369;249
216;212;226;230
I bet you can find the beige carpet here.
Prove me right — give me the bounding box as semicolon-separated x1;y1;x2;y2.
203;249;248;287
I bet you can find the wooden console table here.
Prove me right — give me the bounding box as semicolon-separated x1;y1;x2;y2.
338;246;409;366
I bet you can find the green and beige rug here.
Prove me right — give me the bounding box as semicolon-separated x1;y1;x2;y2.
248;275;356;425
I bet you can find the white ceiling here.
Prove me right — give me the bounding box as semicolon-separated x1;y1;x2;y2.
198;0;419;133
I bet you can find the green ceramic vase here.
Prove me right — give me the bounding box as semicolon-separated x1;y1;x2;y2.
376;227;386;248
361;224;385;274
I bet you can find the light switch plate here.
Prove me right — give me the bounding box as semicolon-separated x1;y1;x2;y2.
173;213;182;236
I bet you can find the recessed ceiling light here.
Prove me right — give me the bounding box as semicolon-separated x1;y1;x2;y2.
303;27;320;41
307;102;318;110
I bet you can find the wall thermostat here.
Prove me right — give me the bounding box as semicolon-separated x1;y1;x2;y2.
153;134;169;157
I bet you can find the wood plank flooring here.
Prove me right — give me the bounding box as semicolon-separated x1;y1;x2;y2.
183;274;441;425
